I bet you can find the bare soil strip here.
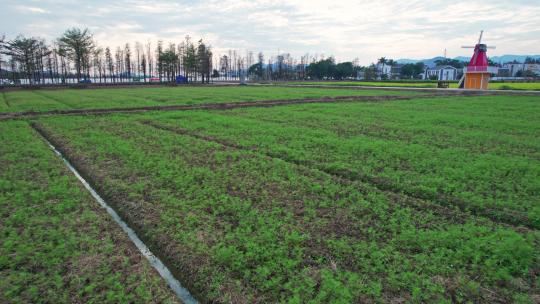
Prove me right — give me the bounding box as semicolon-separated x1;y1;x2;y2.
141;120;535;231
0;94;452;121
32;123;200;304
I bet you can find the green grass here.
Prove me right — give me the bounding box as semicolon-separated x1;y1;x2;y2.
2;87;539;302
33;93;540;302
133;95;540;228
0;121;179;303
0;86;419;113
489;82;540;90
285;81;540;90
285;81;441;88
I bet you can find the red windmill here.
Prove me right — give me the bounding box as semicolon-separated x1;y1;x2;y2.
458;30;496;89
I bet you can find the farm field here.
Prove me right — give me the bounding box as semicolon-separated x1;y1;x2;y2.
0;121;179;303
283;81;540;90
282;81;442;88
12;89;538;303
0;86;420;114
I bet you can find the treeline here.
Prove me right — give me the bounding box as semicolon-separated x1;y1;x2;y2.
0;27;427;85
0;28;213;85
247;56;362;81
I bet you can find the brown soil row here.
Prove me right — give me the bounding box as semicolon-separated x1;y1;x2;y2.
0;94;441;121
141;120;535;232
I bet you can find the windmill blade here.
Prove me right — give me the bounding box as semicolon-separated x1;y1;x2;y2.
461;46;475;48
478;30;484;44
487;46;496;49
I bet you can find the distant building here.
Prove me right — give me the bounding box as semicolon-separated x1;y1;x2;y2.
423;66;458;81
504;63;524;76
497;67;511;77
503;63;540;76
376;63;392;78
390;64;403;79
528;64;540;75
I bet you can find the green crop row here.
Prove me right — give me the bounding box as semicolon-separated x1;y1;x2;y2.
0;86;419;113
133;95;540;228
37;114;540;303
0;121;179;303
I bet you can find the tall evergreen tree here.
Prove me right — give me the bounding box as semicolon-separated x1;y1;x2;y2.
58;28;95;81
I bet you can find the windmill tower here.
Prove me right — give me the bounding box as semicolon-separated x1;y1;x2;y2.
459;30;496;90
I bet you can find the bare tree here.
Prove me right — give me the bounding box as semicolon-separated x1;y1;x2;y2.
135;42;142;81
0;34;6;82
93;47;103;83
105;47;114;83
1;35;50;84
124;43;131;80
156;40;163;81
115;47;123;82
146;41;153;81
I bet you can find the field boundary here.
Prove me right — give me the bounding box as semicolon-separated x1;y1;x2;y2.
31;123;203;303
263;83;540;95
140;120;536;231
0;94;426;120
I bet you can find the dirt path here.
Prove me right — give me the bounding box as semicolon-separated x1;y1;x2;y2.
0;94;437;120
259;83;540;96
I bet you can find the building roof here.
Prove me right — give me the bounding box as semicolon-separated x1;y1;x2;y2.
425;66;458;72
430;65;457;70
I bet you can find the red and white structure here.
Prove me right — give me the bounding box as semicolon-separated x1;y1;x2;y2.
459;31;497;89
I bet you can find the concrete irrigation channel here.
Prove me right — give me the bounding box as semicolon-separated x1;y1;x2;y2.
32;123;199;304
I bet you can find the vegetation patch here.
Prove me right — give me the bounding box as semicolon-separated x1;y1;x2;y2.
34;102;540;302
0;86;420;113
0;121;179;303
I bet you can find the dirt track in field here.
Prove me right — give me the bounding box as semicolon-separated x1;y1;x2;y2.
0;94;424;120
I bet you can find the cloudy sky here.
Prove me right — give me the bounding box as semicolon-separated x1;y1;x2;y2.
1;0;539;64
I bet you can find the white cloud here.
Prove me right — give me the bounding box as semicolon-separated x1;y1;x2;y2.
15;5;50;14
1;0;540;64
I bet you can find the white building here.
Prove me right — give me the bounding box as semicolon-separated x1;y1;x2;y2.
423;66;458;81
376;63;392;78
503;63;540;76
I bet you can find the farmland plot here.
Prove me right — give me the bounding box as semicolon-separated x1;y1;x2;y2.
35;94;540;303
282;81;540;90
0;86;420;114
0;121;179;303
134;95;540;228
